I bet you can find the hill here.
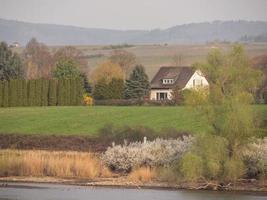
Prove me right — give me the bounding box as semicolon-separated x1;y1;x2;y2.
1;18;267;45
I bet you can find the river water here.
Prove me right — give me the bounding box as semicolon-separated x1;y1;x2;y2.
0;183;266;200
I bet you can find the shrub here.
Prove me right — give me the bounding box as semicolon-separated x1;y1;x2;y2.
83;94;93;106
194;135;228;180
156;163;180;183
242;138;267;179
102;136;194;173
223;157;246;182
179;152;204;182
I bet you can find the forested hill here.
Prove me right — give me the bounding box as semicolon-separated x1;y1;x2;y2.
1;18;267;45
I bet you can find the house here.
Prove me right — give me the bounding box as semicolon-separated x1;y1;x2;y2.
150;66;209;101
9;42;20;48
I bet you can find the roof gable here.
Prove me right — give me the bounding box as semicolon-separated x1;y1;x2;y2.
151;66;195;89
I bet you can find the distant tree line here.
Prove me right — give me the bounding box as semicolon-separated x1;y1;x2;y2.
0;78;83;107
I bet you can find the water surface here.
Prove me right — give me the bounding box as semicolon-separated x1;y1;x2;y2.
0;183;266;200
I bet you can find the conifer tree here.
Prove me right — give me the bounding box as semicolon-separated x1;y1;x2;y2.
76;78;83;105
35;79;42;106
28;79;36;106
108;78;124;99
70;78;77;105
57;79;64;106
93;79;109;100
21;79;28;106
9;79;18;107
65;79;71;105
124;65;150;99
17;79;23;106
48;79;57;106
41;79;49;106
3;81;9;107
0;81;3;107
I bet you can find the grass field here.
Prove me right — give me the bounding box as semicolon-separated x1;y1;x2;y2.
13;43;267;79
0;105;266;136
58;43;267;79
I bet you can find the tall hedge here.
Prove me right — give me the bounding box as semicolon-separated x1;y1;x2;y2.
9;79;18;107
48;79;57;106
0;78;83;107
41;79;49;106
28;80;36;106
3;81;9;107
0;81;3;107
70;79;77;105
57;79;64;106
35;79;42;106
21;79;28;106
76;78;83;105
17;79;23;106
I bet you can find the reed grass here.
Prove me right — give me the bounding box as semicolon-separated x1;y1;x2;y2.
0;150;112;178
128;167;155;183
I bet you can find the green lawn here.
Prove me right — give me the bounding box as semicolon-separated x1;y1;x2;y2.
0;105;266;136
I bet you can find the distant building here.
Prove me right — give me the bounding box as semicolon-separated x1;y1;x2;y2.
9;42;20;48
150;66;209;101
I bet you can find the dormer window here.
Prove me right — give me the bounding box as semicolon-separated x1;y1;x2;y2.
162;79;174;84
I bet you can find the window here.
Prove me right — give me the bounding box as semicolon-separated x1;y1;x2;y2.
156;92;168;100
193;79;196;87
162;79;174;84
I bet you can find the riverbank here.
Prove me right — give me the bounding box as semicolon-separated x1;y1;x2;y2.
1;176;267;193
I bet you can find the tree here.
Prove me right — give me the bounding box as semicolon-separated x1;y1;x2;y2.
185;45;263;157
52;59;81;79
93;79;110;100
23;38;53;79
109;50;136;79
0;42;24;81
80;73;92;94
124;65;150;100
53;46;87;73
93;78;124;100
108;78;124;99
91;61;123;84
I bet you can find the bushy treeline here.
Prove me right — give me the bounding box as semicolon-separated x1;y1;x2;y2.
0;78;83;107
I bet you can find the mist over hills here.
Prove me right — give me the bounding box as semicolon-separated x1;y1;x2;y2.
1;18;267;46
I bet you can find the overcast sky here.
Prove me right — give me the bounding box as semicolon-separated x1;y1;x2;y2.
1;0;267;30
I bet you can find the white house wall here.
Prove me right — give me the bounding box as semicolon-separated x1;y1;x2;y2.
150;89;173;100
183;70;209;89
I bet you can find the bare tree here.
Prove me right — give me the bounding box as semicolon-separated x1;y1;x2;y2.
109;50;137;79
23;38;53;79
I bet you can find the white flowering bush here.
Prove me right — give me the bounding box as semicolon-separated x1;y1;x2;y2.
102;136;194;172
242;138;267;178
